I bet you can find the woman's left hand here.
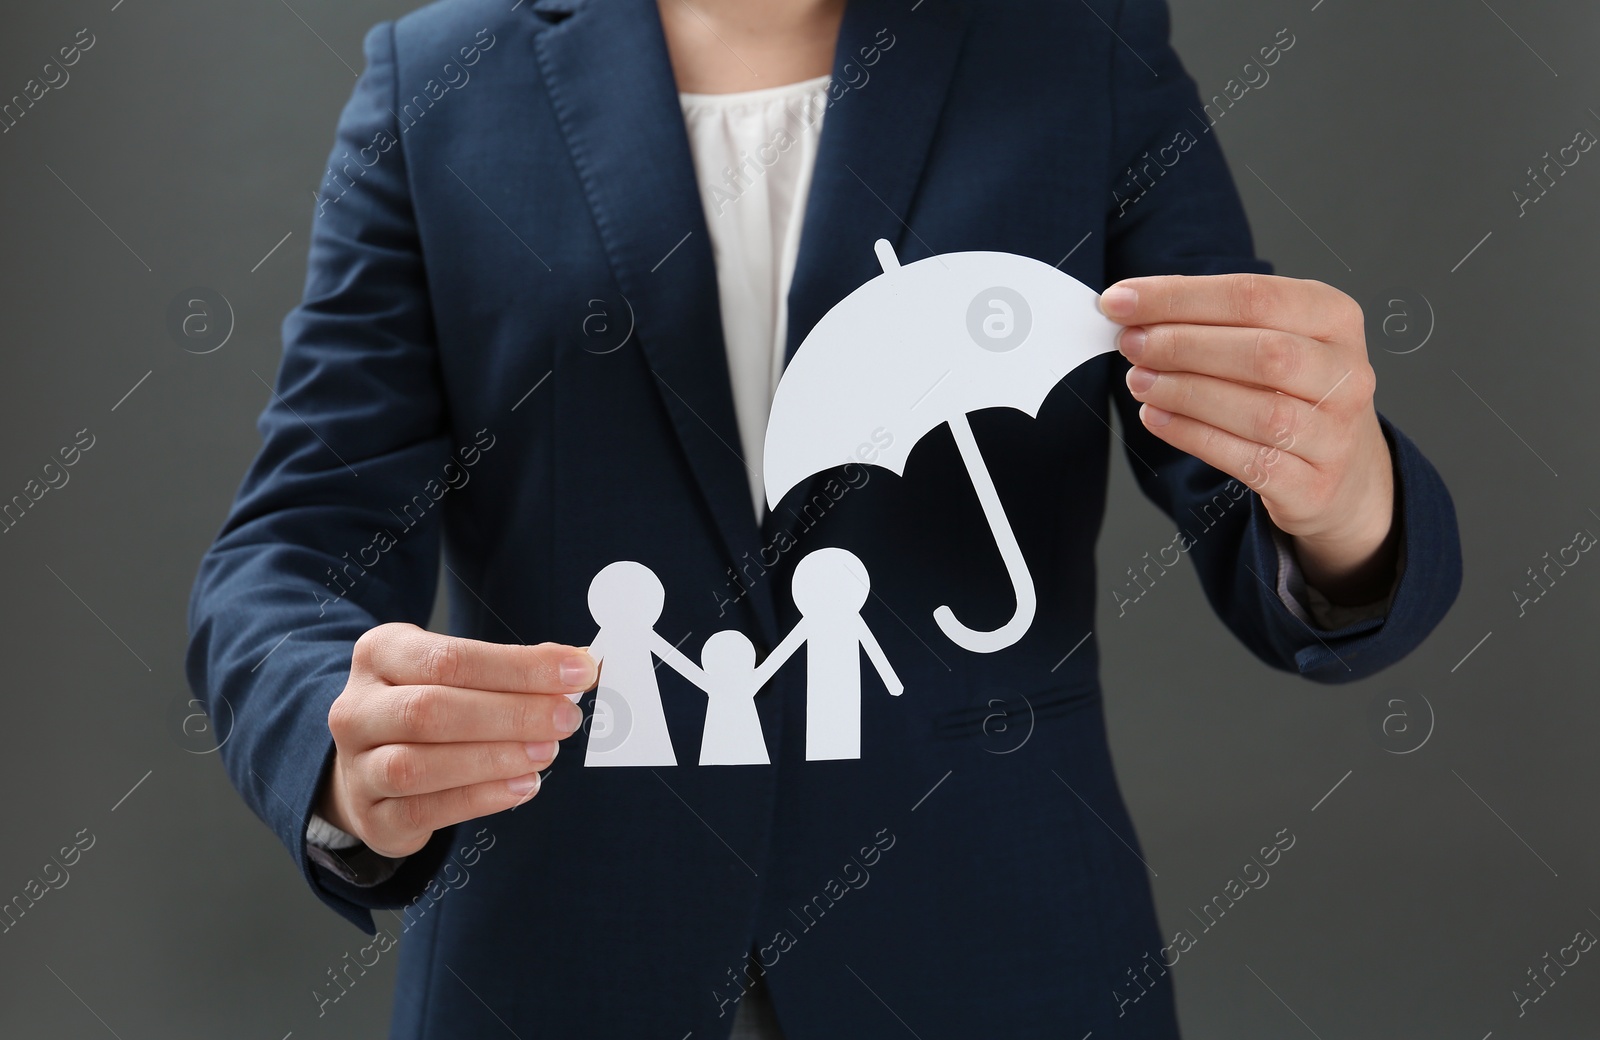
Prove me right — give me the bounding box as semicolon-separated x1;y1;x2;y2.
1100;272;1399;605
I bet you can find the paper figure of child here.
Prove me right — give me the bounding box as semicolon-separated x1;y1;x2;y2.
686;630;787;766
582;561;703;767
763;547;904;761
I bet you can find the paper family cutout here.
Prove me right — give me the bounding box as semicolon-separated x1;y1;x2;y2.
581;240;1117;766
580;551;901;767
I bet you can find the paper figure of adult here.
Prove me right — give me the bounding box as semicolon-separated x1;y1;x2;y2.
581;561;702;767
762;548;902;761
763;239;1120;654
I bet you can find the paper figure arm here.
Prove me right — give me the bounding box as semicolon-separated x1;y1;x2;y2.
648;631;711;693
857;620;903;696
752;620;807;689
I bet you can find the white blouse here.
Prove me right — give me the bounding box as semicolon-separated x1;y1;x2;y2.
678;74;832;519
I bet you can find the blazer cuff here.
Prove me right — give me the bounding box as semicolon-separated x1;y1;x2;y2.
1240;411;1461;682
299;739;461;930
1269;518;1403;630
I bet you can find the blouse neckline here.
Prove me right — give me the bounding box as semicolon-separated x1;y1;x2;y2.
678;73;831;108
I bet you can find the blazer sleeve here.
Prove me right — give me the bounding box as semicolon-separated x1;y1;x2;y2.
1099;0;1462;682
186;21;459;932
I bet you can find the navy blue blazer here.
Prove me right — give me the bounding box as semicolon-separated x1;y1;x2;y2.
186;0;1462;1036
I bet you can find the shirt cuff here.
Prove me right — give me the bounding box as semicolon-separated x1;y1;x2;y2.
306;812;407;888
1270;523;1403;631
307;812;363;849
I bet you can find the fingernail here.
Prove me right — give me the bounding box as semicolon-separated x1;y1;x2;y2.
525;740;558;763
1120;327;1147;360
507;772;541;796
1101;286;1138;319
1141;403;1173;427
1125;366;1157;394
557;700;584;735
559;654;593;687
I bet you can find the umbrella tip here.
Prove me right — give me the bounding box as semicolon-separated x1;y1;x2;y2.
873;238;900;273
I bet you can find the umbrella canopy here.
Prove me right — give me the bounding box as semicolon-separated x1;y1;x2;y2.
763;239;1119;654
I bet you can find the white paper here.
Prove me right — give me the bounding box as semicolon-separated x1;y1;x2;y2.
763;239;1120;653
582;561;697;767
579;550;901;766
578;242;1118;769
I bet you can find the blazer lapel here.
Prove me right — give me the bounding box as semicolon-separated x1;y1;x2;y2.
768;0;972;537
530;0;971;633
530;0;779;642
784;0;972;362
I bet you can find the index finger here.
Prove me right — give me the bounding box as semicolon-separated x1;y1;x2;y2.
356;625;597;693
1100;273;1355;342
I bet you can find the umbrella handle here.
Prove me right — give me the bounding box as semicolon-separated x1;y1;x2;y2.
934;413;1038;654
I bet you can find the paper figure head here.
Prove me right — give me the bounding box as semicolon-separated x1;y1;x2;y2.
791;547;871;617
702;630;757;674
587;561;666;628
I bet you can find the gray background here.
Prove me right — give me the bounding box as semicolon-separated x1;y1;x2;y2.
1;0;1595;1036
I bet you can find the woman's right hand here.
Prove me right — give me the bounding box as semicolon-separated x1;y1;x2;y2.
316;622;597;858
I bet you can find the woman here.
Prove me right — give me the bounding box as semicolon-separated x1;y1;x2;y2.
187;0;1461;1036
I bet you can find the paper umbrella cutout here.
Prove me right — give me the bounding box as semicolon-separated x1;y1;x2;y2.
763;239;1120;653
